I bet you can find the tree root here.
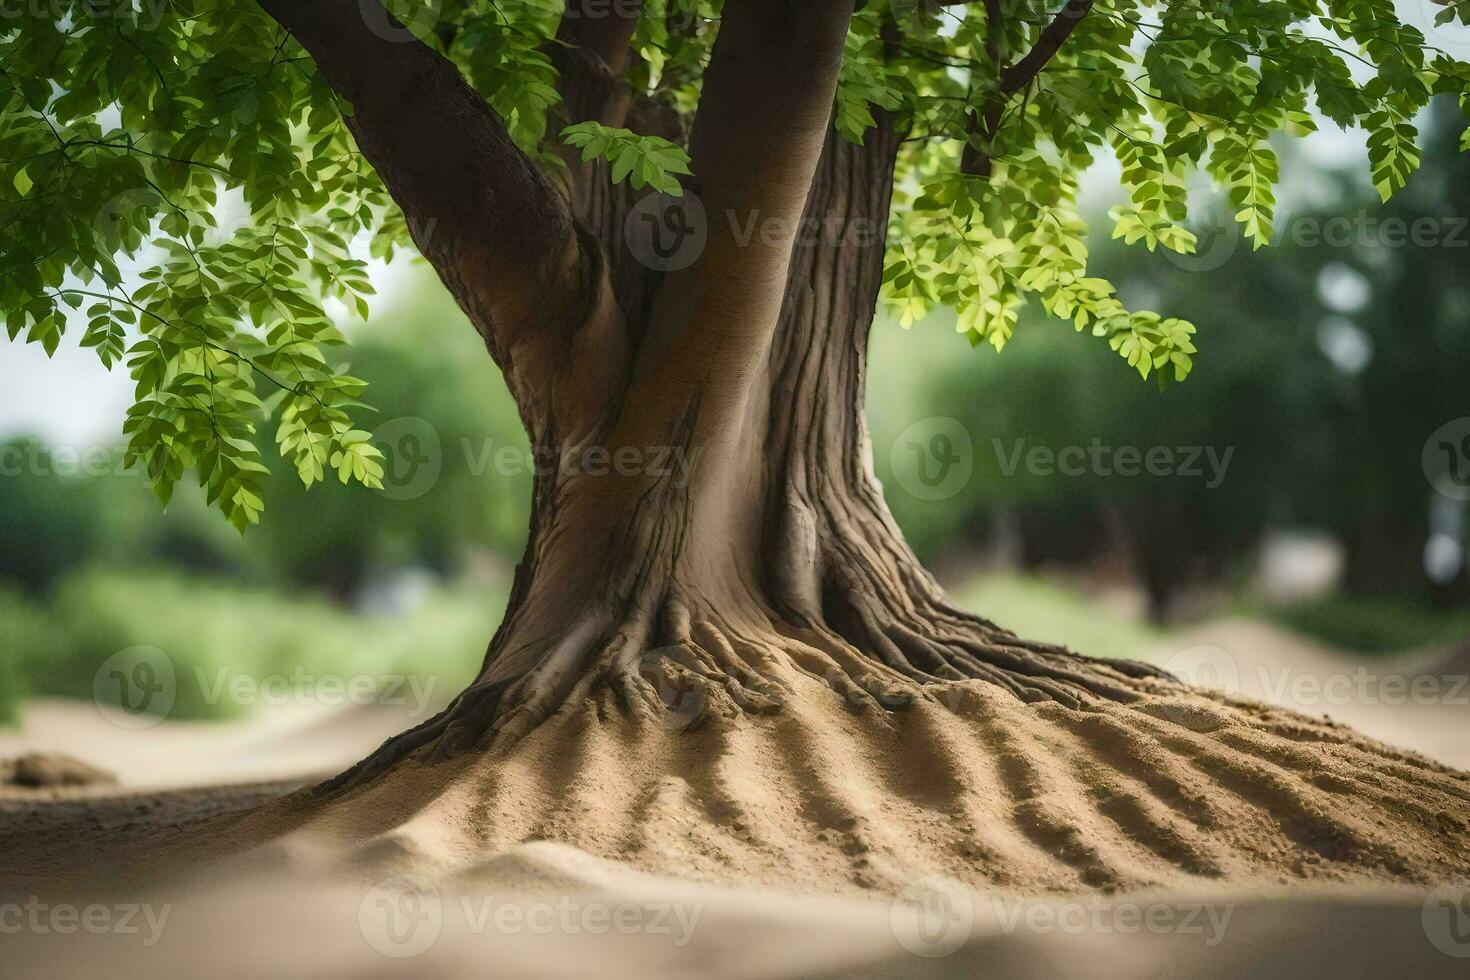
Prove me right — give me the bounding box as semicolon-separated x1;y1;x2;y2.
316;581;1193;797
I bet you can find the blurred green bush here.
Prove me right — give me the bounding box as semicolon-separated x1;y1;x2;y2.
0;588;68;722
3;568;497;724
1260;594;1470;655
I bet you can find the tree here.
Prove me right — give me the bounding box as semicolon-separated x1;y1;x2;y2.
5;0;1470;885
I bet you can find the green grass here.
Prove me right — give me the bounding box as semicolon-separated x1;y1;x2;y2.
0;588;63;723
1254;593;1470;655
952;574;1470;662
948;572;1170;663
2;568;504;726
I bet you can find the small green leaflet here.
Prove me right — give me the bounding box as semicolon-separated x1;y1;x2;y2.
1366;110;1422;203
560;123;692;196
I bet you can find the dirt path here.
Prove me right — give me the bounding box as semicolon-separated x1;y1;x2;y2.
3;616;1470;977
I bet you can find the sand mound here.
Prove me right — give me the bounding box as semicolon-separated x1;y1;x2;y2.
6;668;1470;978
182;670;1470;896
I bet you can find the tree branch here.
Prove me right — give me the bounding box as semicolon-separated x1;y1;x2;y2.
963;0;1095;176
552;0;644;128
549;0;646;223
961;0;1006;175
253;0;586;392
1000;0;1095;94
626;0;855;429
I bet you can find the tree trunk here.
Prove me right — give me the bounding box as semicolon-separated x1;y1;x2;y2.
320;105;1165;791
242;0;1470;894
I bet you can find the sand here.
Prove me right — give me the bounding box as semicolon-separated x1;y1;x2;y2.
4;618;1470;976
5;839;1469;978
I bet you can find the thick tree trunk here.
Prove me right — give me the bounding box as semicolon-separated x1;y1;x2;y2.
322;107;1163;791
219;0;1470;895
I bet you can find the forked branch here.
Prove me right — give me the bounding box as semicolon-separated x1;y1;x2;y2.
553;0;645;124
1001;0;1096;92
254;0;587;388
628;0;856;423
964;0;1096;176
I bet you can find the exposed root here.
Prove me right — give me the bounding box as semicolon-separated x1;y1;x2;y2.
289;573;1470;898
321;549;1208;797
238;651;1470;898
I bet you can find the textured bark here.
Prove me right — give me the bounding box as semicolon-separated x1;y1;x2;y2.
260;0;1166;795
171;2;1470;900
320;114;1165;792
253;0;598;423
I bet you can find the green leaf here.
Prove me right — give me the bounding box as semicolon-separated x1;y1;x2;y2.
559;123;691;197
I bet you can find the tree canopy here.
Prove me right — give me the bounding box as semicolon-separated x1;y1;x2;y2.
3;0;1468;530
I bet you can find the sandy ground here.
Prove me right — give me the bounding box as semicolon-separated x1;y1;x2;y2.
5;843;1469;979
4;617;1470;977
0;698;424;790
1145;617;1470;770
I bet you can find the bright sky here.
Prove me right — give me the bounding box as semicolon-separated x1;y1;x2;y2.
1;0;1464;448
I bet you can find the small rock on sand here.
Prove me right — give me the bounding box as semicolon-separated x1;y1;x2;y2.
2;753;118;789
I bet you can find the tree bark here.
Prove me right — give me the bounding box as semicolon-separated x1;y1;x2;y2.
258;0;1167;794
320;112;1165;791
152;3;1470;898
253;0;604;424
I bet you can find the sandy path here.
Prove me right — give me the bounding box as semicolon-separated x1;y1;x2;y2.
0;698;423;789
4;616;1470;977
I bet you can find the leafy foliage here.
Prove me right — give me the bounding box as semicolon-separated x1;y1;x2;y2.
0;0;391;531
865;0;1469;384
561;122;692;195
2;0;1467;527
